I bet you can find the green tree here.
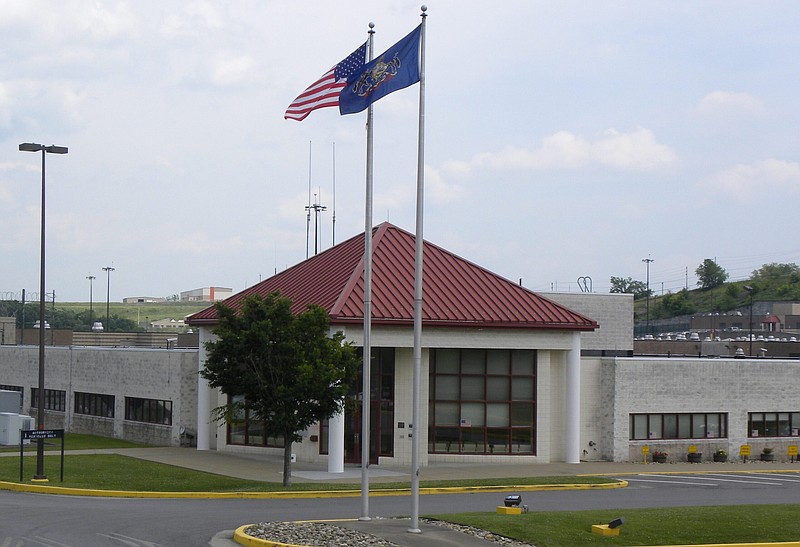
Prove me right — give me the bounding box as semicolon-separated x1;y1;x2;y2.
201;292;358;486
695;258;728;289
751;263;800;283
610;276;651;300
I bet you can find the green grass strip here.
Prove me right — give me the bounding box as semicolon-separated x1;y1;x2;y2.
430;505;800;546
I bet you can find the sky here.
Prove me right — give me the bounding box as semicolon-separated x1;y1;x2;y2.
1;1;799;304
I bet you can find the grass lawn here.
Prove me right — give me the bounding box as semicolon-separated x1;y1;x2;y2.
430;505;800;546
0;433;150;453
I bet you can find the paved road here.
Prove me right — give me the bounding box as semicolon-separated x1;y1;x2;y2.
2;472;800;546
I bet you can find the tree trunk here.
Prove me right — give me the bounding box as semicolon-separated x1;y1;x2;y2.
283;442;293;487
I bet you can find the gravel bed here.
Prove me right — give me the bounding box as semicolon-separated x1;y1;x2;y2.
244;518;534;546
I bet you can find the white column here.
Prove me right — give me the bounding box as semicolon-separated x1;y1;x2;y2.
196;327;212;451
565;331;581;464
328;407;345;473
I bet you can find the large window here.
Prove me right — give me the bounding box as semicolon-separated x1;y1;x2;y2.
227;395;284;447
748;412;800;437
429;348;536;455
74;392;115;418
30;388;66;412
125;397;172;425
630;413;728;440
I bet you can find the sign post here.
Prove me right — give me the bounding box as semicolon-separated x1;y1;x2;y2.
739;444;751;463
20;429;65;482
641;445;649;464
789;445;798;463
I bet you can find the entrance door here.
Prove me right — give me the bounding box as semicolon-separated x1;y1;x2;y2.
344;401;380;464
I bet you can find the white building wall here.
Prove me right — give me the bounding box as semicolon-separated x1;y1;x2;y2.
0;345;197;445
608;357;800;462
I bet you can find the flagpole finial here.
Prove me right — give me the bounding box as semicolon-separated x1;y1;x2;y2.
421;5;427;13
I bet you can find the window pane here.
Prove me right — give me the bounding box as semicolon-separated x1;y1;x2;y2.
434;376;458;400
511;377;534;401
511;429;533;453
511;350;534;375
750;413;764;437
462;350;485;374
432;427;459;453
487;350;510;374
461;403;485;427
435;349;459;373
792;413;800;436
631;414;647;440
706;414;721;438
511;403;533;427
765;413;778;436
487;428;510;453
461;376;484;400
778;413;790;436
434;402;459;426
692;414;706;438
649;415;662;439
461;428;485;452
663;414;678;438
487;377;509;401
487;403;509;427
678;414;691;438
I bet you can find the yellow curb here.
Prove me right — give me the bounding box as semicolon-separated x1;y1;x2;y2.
634;543;800;547
234;524;303;547
579;469;800;478
0;479;626;499
234;520;361;547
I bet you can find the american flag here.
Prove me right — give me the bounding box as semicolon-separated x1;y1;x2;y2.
284;42;367;122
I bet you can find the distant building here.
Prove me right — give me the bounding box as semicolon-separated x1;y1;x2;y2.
180;287;232;302
150;318;187;330
123;296;166;303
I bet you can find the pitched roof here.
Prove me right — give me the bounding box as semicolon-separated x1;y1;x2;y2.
187;222;597;331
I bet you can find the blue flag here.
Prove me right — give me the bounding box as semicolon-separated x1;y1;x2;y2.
339;25;421;115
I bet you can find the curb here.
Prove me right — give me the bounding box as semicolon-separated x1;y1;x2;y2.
0;479;626;499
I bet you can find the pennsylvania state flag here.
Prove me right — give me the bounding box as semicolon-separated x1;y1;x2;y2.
339;25;421;115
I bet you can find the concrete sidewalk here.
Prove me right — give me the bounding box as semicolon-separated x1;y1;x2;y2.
107;446;798;483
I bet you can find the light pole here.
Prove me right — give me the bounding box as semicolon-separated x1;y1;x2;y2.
87;275;96;328
103;266;115;331
744;285;754;357
19;142;68;481
642;257;654;335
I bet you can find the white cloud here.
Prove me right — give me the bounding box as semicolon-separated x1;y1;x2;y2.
696;91;765;118
425;164;464;204
445;128;676;177
210;55;257;87
706;159;800;201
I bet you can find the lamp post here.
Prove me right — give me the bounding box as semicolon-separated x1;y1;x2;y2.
744;285;754;357
87;275;96;328
642;257;654;335
103;266;115;331
19;142;68;481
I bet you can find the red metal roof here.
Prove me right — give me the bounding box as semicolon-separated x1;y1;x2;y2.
187;222;597;331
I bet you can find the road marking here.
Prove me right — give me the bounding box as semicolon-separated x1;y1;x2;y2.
637;473;785;486
626;477;720;487
97;533;168;547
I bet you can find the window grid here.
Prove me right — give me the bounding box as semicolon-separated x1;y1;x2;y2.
74;392;115;418
429;349;536;455
748;412;800;437
124;397;173;425
629;413;728;440
30;388;66;412
227;395;284;448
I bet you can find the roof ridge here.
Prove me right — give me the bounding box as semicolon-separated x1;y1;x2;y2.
329;223;391;317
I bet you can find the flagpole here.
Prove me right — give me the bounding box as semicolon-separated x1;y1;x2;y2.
360;21;375;523
409;4;427;535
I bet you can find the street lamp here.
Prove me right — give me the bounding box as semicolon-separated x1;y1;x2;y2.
744;285;754;357
19;142;68;481
642;257;654;335
103;266;115;331
87;275;96;328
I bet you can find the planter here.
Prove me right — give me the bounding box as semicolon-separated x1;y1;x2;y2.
652;455;667;464
713;453;728;462
687;452;703;463
761;453;775;462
